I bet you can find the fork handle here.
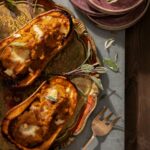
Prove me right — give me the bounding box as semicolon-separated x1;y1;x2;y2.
82;133;95;150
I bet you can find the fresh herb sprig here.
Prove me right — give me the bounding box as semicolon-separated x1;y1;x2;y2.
63;42;107;90
104;38;120;72
64;42;106;76
103;57;119;72
64;63;107;75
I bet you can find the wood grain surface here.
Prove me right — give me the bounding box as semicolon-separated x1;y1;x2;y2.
125;4;150;150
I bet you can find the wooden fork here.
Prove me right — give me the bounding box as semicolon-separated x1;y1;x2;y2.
82;107;120;150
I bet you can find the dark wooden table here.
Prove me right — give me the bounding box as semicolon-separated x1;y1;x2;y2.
126;4;150;150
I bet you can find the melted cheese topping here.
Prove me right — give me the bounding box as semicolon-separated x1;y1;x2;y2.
3;48;30;77
33;25;44;41
45;88;58;100
11;48;30;63
19;124;39;137
13;33;21;38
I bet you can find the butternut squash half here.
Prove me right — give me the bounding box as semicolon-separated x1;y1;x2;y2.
2;76;77;150
0;9;73;87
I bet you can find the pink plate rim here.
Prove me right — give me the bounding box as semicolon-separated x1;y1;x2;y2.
70;0;103;16
88;0;144;15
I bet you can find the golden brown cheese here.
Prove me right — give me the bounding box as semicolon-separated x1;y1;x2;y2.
0;9;73;87
2;76;77;150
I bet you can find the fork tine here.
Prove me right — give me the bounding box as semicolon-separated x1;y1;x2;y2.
110;117;121;126
104;112;113;121
95;106;108;119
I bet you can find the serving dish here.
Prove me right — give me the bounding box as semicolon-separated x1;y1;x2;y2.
88;0;144;15
88;0;149;31
0;0;102;149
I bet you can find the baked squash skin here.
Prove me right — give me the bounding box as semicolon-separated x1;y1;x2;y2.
1;76;77;150
0;9;73;87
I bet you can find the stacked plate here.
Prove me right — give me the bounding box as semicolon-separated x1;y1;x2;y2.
70;0;150;30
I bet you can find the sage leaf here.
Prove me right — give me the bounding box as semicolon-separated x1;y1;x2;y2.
80;64;94;73
64;63;107;75
33;0;38;14
104;38;115;49
45;96;57;102
103;58;119;72
90;76;104;90
95;67;107;74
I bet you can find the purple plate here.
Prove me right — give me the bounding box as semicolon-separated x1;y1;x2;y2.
70;0;104;16
88;0;144;15
88;0;149;30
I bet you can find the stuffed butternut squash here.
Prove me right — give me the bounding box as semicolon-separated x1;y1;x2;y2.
1;76;77;150
0;9;73;87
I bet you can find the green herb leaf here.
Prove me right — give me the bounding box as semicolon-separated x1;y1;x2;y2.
103;58;119;72
95;67;107;74
10;42;27;47
45;96;57;102
90;76;104;90
80;64;94;73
